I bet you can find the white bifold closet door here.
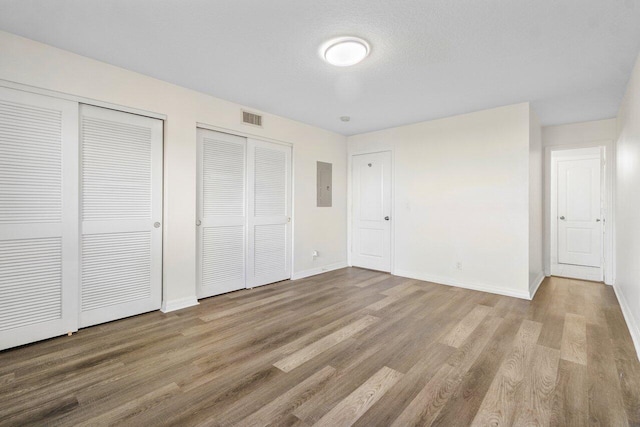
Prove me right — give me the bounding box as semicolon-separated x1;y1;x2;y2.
0;87;79;350
196;129;247;298
247;138;292;288
196;129;291;296
79;105;163;328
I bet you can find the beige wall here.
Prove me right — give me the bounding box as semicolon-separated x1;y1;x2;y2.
542;118;617;147
529;109;544;293
348;103;533;298
0;31;348;308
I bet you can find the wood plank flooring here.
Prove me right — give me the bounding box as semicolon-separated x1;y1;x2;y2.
1;268;639;426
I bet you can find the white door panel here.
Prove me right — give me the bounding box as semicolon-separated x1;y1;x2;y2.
79;105;162;327
359;228;384;257
197;129;247;297
351;152;391;272
557;158;602;268
247;139;292;287
0;87;79;350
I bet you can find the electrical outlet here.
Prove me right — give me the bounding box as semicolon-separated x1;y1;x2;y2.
456;262;462;270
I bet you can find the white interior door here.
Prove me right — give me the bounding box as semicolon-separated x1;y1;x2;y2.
247;138;292;288
351;152;391;272
196;129;247;298
557;158;602;267
79;105;163;328
0;87;79;350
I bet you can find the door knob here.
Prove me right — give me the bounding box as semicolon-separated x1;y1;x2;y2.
596;218;601;222
154;222;161;228
384;216;390;221
196;220;201;226
559;216;565;220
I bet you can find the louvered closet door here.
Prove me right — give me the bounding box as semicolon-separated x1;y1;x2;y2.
247;139;292;288
79;105;162;328
0;87;79;350
196;129;247;298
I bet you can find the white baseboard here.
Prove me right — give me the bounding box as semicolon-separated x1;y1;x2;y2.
613;283;640;362
529;271;546;299
161;296;199;313
291;261;348;281
394;269;531;300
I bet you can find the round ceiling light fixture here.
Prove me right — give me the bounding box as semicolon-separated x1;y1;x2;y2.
323;37;370;67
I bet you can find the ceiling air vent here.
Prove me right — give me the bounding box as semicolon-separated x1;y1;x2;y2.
242;110;263;127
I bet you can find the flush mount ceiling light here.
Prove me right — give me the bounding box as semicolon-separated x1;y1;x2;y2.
322;37;370;67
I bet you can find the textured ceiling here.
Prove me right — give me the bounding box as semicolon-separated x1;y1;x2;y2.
1;0;639;135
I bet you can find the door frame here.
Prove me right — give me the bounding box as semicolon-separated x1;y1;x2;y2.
347;149;395;273
544;140;614;284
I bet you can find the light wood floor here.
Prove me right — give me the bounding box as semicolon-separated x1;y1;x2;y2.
1;268;639;426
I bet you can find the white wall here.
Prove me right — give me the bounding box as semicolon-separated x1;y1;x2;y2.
542;118;617;147
348;103;532;299
0;31;348;309
529;109;544;294
615;52;640;358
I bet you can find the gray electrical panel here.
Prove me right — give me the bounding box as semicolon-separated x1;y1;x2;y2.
317;161;332;207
